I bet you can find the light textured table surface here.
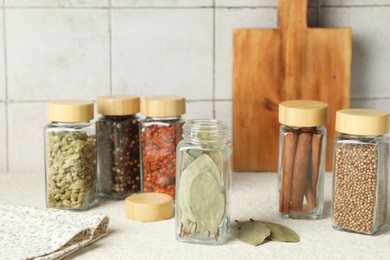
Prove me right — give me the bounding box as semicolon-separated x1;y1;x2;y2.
1;172;389;260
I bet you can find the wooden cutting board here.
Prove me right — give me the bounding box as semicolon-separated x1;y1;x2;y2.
233;0;352;171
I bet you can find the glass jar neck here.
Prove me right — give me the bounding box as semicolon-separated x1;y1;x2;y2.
101;115;137;120
283;125;321;130
339;133;382;139
145;116;181;121
50;121;91;127
183;119;228;146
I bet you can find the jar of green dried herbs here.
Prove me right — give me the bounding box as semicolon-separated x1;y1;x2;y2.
44;100;97;210
175;119;232;245
96;95;141;200
332;109;389;235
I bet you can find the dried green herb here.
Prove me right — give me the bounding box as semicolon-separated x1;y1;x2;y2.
237;220;271;246
46;131;96;210
190;171;225;235
178;153;225;240
265;222;300;242
208;151;223;171
235;219;300;246
187;149;205;158
182;152;195;171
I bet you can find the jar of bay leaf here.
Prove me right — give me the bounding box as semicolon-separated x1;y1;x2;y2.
140;96;186;198
332;109;389;234
278;100;328;219
96;95;141;200
175;119;232;245
44;100;97;210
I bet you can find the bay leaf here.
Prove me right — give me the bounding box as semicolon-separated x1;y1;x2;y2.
182;152;195;171
187;150;205;159
237;220;271;246
180;215;192;234
235;219;246;230
264;222;300;243
179;156;203;222
196;127;221;145
206;150;223;174
179;154;222;215
189;170;225;235
235;219;300;244
181;214;205;235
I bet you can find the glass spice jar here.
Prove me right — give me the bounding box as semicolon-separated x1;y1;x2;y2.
278;100;328;219
96;95;141;200
332;109;389;234
175;119;232;245
44;100;97;210
140;96;186;198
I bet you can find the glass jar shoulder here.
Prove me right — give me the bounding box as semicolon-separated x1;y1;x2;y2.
141;117;182;127
280;125;326;135
334;133;388;145
177;139;231;152
97;115;140;125
45;122;95;135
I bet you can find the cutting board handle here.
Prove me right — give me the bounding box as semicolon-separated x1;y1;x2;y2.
278;0;308;30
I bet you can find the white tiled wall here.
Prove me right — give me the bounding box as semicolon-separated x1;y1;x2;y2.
1;0;390;173
0;103;5;172
7;9;110;100
111;9;213;99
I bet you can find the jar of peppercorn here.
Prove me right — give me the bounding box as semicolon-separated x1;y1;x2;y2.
96;95;141;200
140;96;186;198
332;109;389;234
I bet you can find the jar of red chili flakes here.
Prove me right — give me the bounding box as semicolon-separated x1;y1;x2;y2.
140;96;186;198
96;95;141;200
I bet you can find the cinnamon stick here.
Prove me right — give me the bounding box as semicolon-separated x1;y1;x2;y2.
311;133;323;198
290;133;312;212
279;132;297;213
305;176;316;210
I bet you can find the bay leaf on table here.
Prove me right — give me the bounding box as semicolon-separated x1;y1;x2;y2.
189;170;225;235
237;220;271;246
235;219;300;245
264;222;300;242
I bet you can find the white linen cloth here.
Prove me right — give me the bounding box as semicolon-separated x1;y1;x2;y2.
0;203;109;260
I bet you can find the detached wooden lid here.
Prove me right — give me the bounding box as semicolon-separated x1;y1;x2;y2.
125;193;174;222
279;100;328;127
336;109;389;135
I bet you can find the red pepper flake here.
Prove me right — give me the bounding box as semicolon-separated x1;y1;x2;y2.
141;122;183;198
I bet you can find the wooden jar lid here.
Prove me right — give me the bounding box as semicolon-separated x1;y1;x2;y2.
125;193;174;222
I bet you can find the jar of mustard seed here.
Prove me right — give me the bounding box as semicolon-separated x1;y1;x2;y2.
44;100;97;210
278;100;328;219
96;95;141;200
332;109;389;234
175;119;232;245
140;96;186;198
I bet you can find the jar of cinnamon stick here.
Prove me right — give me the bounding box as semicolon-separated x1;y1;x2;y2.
332;109;389;234
140;96;186;198
278;100;328;219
